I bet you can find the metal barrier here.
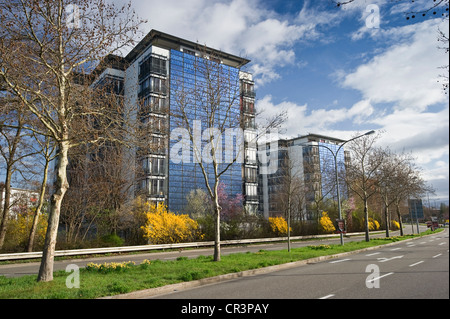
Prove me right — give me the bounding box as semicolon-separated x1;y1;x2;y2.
0;232;366;261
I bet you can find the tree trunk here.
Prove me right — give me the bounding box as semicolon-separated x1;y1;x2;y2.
364;198;370;242
385;205;390;238
396;203;404;236
0;167;13;249
214;204;221;262
213;182;221;262
37;140;69;282
27;157;50;252
287;196;291;252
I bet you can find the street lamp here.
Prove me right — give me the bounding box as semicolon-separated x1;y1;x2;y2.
302;130;375;245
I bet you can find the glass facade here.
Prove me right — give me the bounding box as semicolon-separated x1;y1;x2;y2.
168;49;243;214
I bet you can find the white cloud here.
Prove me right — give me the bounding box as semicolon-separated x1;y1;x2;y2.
117;0;350;87
256;95;376;138
343;19;448;112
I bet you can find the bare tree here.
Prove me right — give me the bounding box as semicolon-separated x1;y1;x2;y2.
272;147;305;251
170;47;285;261
345;132;385;241
0;0;145;281
0;94;38;250
375;147;407;237
27;133;56;252
170;49;243;262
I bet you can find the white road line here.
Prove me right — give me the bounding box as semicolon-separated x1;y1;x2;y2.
438;242;446;246
366;252;381;256
390;248;402;251
432;254;442;258
329;258;351;264
407;244;416;247
367;272;394;283
319;294;335;299
409;261;424;267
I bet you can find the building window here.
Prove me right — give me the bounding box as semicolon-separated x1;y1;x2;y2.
139;77;167;97
139;55;167;79
245;166;257;183
140;96;167;118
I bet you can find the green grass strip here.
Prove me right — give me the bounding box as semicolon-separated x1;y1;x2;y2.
0;229;442;299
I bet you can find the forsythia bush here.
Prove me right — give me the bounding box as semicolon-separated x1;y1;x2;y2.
268;216;290;236
369;218;381;231
5;209;48;250
141;202;203;244
391;220;400;230
319;212;335;234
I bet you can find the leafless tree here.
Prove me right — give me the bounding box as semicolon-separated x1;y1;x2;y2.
0;93;38;250
0;0;145;281
272;148;305;251
27;133;56;252
345;132;385;241
170;47;285;261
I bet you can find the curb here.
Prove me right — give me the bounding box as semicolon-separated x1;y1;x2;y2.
99;232;437;299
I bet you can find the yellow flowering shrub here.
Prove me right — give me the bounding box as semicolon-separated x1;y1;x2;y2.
268;216;291;236
5;209;47;250
319;212;336;234
369;218;380;231
141;202;203;244
391;220;400;230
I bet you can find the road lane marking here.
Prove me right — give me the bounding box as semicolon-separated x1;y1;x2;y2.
390;248;402;251
319;294;335;299
366;252;381;256
377;255;403;263
432;254;442;258
406;244;416;247
409;261;424;267
329;258;351;264
367;272;394;283
438;242;446;246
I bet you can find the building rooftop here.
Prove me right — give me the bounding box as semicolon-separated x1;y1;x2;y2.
92;30;251;78
293;133;346;145
126;29;251;68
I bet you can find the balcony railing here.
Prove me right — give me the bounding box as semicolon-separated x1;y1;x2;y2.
240;88;256;98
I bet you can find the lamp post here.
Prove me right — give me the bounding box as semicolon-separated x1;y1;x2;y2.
304;130;375;246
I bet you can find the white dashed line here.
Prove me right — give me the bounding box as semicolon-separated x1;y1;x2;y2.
366;272;394;283
319;294;335;299
432;254;442;258
409;261;424;267
329;258;351;264
366;252;380;256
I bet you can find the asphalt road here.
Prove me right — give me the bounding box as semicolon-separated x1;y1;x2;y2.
0;226;430;279
151;227;448;299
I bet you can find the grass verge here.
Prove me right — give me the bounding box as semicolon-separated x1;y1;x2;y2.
0;229;442;299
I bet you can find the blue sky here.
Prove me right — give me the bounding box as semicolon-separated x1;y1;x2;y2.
119;0;449;205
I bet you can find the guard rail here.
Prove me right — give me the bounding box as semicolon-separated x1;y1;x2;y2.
0;232;369;261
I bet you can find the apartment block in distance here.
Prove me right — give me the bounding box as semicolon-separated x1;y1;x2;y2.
91;30;258;215
258;133;350;220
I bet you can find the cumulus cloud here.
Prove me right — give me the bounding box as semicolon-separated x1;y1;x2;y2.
256;95;377;138
343;19;448;112
115;0;348;86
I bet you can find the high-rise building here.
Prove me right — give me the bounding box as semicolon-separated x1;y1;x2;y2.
91;30;257;215
258;134;350;219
